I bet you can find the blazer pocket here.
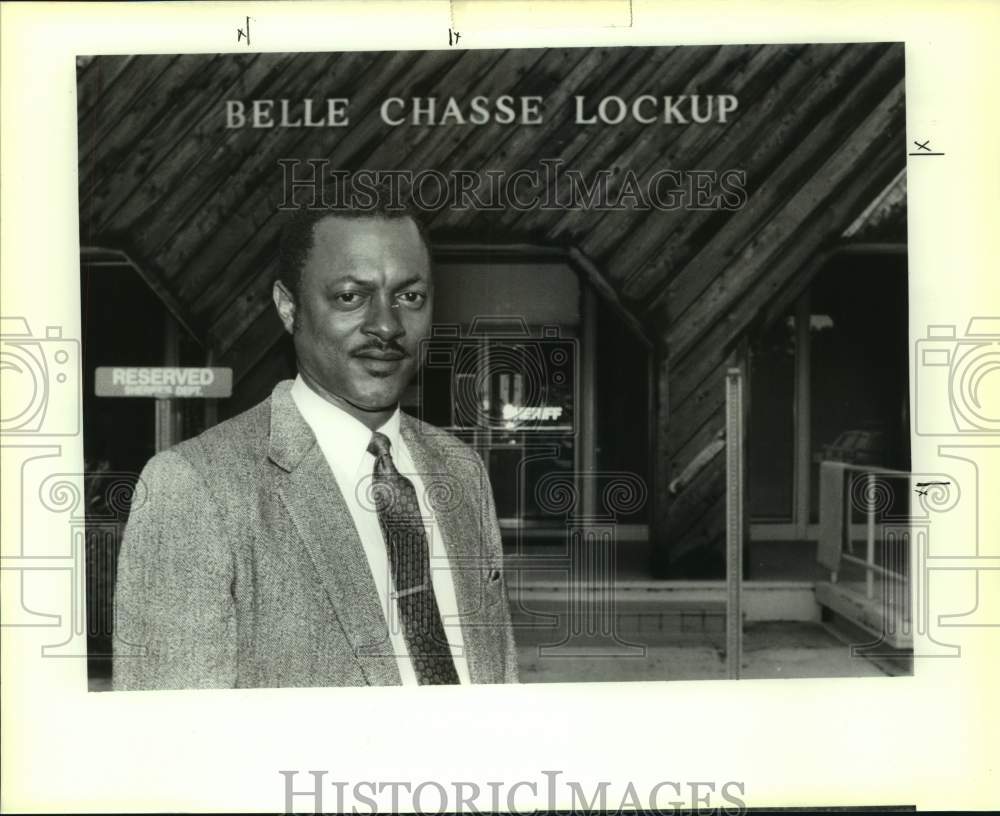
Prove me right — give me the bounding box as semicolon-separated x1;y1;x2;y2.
480;565;508;610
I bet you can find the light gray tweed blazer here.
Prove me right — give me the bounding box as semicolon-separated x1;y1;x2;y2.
112;379;518;690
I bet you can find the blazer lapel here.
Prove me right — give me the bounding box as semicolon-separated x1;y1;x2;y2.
401;418;497;684
268;381;400;686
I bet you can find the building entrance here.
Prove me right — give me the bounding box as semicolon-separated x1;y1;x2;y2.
748;248;909;577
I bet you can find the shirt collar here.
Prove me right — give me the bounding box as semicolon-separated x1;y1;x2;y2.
290;375;402;475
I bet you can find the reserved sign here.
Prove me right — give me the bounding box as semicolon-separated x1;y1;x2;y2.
95;367;232;398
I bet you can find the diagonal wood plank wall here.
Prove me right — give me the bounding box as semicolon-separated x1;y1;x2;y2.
77;43;906;574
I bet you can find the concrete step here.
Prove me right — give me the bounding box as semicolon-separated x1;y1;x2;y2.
506;579;819;634
510;596;727;638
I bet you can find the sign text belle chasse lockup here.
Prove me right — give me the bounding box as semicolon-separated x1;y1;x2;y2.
224;94;740;129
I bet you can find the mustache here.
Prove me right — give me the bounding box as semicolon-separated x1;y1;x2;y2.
352;340;410;357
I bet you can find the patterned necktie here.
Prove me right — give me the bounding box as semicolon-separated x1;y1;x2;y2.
367;431;460;685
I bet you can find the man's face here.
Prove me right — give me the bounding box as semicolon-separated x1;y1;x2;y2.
274;215;432;415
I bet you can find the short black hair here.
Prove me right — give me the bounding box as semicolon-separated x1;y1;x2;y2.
276;186;432;302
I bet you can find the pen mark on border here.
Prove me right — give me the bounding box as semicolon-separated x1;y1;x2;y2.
910;139;944;156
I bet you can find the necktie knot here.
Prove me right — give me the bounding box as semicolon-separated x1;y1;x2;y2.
367;431;392;460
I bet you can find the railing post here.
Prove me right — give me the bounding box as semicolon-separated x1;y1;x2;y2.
844;469;852;554
725;367;744;681
866;472;876;599
817;461;847;583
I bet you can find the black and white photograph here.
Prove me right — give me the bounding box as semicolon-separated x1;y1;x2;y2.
4;2;1000;811
76;42;913;691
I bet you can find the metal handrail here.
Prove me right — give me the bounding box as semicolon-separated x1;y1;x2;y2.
826;462;911;477
818;461;910;600
841;553;908;582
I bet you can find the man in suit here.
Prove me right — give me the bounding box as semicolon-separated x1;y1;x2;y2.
113;203;518;689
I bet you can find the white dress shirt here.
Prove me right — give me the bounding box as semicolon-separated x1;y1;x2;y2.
290;375;471;685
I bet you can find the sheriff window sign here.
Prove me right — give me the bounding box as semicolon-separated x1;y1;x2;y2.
95;367;232;398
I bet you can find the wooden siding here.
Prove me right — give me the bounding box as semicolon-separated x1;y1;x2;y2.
77;44;906;573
